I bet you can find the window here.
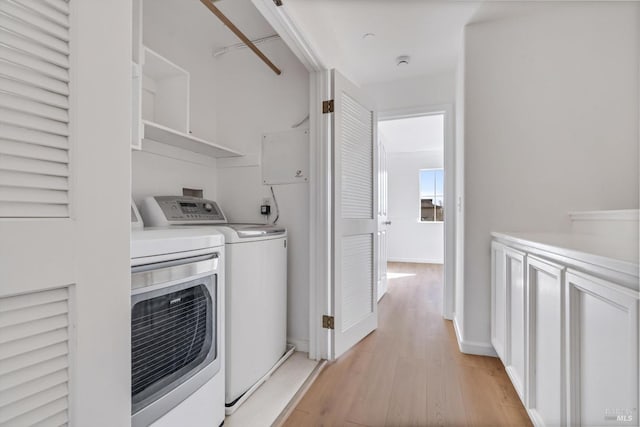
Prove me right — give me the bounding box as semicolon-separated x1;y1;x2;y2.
419;169;444;222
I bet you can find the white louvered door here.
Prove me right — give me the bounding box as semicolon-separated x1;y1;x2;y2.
0;0;75;293
331;69;378;359
0;0;71;218
0;2;75;425
0;1;132;426
0;288;71;426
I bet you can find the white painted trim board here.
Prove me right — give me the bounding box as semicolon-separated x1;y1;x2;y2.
224;352;319;427
453;316;497;357
287;338;309;353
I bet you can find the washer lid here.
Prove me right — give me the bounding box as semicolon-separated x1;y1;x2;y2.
225;223;286;238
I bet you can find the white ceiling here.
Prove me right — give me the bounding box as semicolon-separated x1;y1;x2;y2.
284;0;483;85
379;114;444;153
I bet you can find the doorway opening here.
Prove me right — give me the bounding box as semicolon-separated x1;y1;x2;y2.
377;108;452;319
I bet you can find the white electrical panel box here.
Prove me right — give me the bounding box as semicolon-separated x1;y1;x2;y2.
262;128;309;185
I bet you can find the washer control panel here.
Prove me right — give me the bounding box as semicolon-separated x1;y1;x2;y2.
140;196;227;226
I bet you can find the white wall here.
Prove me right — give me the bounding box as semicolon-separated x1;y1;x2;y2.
132;145;218;205
215;40;311;350
215;41;309;155
364;71;455;111
459;3;640;347
387;151;444;263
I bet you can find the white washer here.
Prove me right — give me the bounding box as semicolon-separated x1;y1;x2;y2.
140;196;289;412
131;223;225;427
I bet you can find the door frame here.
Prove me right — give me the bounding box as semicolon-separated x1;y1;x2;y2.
252;0;332;360
378;105;455;320
253;0;457;360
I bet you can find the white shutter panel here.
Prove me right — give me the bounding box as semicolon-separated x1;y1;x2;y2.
0;287;70;426
341;92;373;219
0;0;70;218
341;234;374;331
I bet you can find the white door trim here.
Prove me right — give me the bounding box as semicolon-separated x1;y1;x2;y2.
308;70;331;360
378;104;456;320
251;0;330;360
251;0;327;72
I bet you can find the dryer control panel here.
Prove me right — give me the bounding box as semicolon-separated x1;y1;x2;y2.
140;196;227;226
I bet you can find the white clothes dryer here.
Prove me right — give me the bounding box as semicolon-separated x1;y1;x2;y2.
131;221;225;427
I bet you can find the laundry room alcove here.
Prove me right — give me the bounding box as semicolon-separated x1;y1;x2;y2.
130;0;315;424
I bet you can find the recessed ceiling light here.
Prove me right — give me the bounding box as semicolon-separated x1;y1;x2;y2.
362;32;376;39
396;55;410;67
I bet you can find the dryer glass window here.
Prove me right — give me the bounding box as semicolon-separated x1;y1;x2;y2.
131;276;216;413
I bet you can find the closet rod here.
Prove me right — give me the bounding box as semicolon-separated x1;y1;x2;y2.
200;0;282;75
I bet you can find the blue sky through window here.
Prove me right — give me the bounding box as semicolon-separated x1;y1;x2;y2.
420;169;444;198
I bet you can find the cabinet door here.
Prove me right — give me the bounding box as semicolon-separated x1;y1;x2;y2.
526;256;565;426
566;271;639;426
491;241;507;362
505;247;527;402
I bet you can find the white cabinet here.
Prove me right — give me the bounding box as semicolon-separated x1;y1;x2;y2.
130;0;242;158
491;242;507;362
526;256;565;426
566;271;638;426
504;247;527;402
491;232;639;427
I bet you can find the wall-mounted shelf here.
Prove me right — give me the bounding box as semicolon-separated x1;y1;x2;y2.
131;44;243;159
143;120;243;158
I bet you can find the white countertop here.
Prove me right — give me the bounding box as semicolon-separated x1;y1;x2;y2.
491;231;639;280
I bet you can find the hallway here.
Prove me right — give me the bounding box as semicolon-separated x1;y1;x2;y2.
284;263;532;426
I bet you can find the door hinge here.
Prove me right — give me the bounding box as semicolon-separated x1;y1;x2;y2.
322;315;335;329
322;100;334;114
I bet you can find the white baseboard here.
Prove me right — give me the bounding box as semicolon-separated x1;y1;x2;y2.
527;408;545;427
452;316;464;348
387;257;444;264
287;337;309;353
505;366;526;405
453;317;497;357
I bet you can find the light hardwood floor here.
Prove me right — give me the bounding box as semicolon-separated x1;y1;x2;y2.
283;262;532;427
